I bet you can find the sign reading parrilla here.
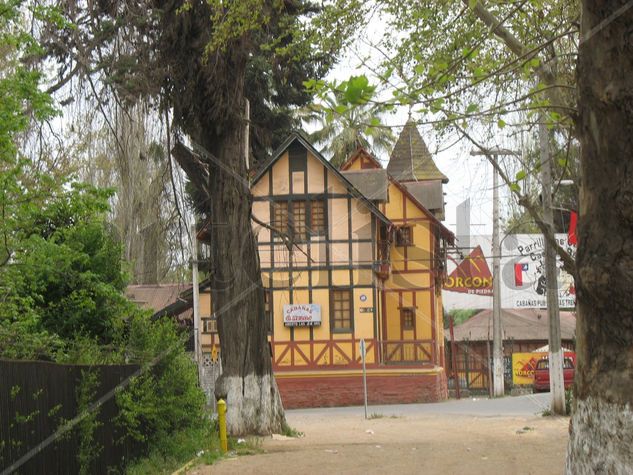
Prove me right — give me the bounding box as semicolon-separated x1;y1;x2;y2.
283;304;321;327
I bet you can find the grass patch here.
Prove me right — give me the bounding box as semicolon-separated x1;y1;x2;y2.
126;425;222;475
281;423;304;438
368;413;384;419
127;421;271;473
541;408;553;417
230;436;264;456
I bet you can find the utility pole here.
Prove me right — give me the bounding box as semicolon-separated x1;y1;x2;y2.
191;221;201;380
539;116;566;414
471;148;518;397
491;156;504;396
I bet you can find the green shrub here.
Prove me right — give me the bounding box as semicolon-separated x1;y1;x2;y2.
115;314;206;454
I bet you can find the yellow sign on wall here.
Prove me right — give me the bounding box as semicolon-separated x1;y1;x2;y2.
512;352;547;385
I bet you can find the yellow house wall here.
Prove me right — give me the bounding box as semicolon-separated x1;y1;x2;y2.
250;147;379;368
380;182;439;364
197;144;444;370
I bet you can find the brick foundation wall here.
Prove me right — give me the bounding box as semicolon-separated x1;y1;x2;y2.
277;370;448;409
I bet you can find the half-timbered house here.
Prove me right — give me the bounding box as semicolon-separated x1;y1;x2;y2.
198;125;454;408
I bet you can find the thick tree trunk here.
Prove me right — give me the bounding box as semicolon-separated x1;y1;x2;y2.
566;2;633;472
199;86;286;436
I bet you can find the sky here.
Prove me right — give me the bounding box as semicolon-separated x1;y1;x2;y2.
311;41;518;243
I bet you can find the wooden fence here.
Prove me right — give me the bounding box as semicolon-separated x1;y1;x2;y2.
0;359;142;475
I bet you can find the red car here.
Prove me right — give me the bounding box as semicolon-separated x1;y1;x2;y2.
533;356;575;392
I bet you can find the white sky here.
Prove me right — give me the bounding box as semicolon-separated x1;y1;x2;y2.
314;42;519;242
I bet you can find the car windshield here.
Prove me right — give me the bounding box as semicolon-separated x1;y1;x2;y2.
535;358;575;370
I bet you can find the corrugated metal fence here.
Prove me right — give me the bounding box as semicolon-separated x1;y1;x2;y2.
0;359;142;475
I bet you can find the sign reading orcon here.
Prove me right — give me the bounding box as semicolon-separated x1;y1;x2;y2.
283;304;321;327
444;245;493;296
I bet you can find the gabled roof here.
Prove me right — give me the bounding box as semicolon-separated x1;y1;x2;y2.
328;146;453;243
340;169;388;202
339;147;383;171
388;175;455;244
387;120;448;183
252;132;391;225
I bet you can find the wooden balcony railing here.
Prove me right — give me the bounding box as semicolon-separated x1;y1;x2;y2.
271;338;436;371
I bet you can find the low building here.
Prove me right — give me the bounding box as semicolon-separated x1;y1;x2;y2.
447;308;576;390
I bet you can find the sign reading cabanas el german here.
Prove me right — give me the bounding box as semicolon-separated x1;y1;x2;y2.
283;304;321;327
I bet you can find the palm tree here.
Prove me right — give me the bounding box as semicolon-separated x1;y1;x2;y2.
299;93;396;168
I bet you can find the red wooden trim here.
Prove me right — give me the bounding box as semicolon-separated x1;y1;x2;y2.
332;342;353;363
383;286;434;292
275;344;291;365
413;292;418;340
391;269;432;274
294;344;310;365
314;344;329;364
398;291;403;341
389;217;430;223
417;341;433;360
431;289;437;364
271;339;436;371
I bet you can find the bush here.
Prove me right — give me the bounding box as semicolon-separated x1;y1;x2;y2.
114;314;207;455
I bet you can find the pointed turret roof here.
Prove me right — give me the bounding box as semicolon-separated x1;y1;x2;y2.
387;120;448;183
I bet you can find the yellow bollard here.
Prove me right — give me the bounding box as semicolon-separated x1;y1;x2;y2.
217;399;228;453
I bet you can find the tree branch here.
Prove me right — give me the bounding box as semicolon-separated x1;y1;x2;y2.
171;142;211;201
456;125;577;276
251;215;314;263
464;0;572;118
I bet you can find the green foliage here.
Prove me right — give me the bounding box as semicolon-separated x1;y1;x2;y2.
299;81;395;166
444;308;480;329
280;423;304;437
76;369;103;475
125;425;221;475
115;314;206;446
0;183;137;354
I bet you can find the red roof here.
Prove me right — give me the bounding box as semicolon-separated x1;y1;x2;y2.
126;284;193;320
452;308;576;342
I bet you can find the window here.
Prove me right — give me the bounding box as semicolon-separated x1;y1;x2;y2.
264;289;273;334
310;200;326;234
292;201;307;241
331;288;353;331
272;200;325;240
401;307;415;330
202;315;217;334
272;201;289;237
396;226;413;246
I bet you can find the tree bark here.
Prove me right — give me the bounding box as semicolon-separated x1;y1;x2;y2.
205;121;286;435
189;55;285;434
566;2;633;472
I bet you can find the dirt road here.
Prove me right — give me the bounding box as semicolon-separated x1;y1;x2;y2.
194;408;569;475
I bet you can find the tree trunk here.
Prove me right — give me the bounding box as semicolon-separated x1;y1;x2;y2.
199;90;286;436
566;2;633;472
